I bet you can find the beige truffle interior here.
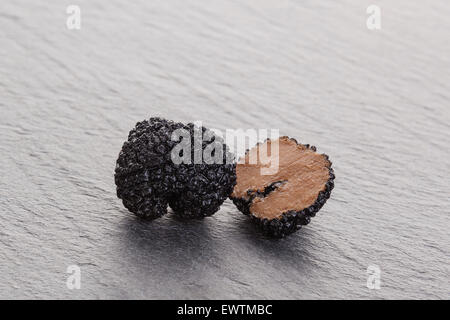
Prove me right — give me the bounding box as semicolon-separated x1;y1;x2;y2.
231;137;331;220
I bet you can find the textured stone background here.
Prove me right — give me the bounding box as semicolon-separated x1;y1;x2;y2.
0;0;449;299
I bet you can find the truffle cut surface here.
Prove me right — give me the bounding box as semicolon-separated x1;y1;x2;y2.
231;136;334;237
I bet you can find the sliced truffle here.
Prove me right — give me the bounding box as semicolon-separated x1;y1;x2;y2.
115;117;236;219
230;136;334;237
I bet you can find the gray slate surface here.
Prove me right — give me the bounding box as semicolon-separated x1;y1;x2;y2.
0;0;449;299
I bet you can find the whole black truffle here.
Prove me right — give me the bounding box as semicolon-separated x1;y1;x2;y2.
115;117;236;219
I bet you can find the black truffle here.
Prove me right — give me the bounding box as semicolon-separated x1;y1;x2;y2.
230;136;334;238
115;117;236;219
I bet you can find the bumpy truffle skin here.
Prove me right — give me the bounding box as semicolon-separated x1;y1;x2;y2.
115;117;236;219
230;137;335;238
